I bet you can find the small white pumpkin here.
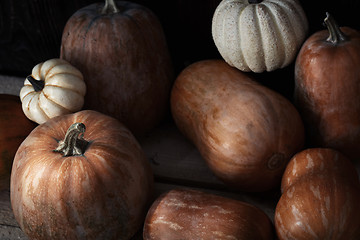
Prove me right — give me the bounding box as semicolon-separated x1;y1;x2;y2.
20;58;86;124
212;0;309;73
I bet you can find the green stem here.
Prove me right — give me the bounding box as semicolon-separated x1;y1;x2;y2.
101;0;119;14
54;123;88;157
27;76;44;92
324;12;348;44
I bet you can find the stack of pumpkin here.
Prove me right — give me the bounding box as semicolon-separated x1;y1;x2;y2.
1;0;360;239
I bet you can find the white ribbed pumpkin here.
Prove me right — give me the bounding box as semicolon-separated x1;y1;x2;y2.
20;58;86;124
212;0;309;73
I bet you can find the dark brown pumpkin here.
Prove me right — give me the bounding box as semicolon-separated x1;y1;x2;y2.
275;148;360;239
170;59;305;192
294;13;360;161
143;188;275;240
60;0;173;137
0;94;36;190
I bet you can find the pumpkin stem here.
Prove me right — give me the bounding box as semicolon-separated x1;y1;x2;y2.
26;75;45;92
54;123;89;157
324;12;348;44
248;0;263;4
101;0;119;14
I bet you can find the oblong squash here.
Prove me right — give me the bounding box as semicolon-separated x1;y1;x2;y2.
170;59;304;191
143;188;275;239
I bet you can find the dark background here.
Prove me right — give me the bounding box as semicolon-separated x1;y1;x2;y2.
1;0;359;100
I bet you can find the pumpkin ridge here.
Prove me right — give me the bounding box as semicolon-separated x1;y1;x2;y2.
262;1;287;67
257;3;282;71
40;90;73;112
36;62;44;80
33;93;50;122
271;0;308;41
235;4;247;68
45;84;85;96
20;86;36;99
82;15;103;50
253;5;266;73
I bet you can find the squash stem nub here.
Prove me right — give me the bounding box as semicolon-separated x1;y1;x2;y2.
27;75;45;92
101;0;119;14
54;123;88;157
324;12;347;44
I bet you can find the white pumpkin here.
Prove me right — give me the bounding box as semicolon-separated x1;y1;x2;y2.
212;0;309;73
20;58;86;124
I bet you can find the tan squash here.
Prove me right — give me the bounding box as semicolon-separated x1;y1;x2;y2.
170;59;304;191
275;148;360;239
143;188;275;239
10;110;153;240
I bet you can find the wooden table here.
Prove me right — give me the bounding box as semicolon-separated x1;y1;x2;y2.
1;75;359;239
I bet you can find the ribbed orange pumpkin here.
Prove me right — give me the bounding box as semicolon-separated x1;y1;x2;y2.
10;110;153;240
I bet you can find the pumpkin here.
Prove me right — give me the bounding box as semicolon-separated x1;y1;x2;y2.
19;58;86;124
143;188;275;239
274;148;360;239
294;13;360;161
10;110;153;240
60;0;173;137
170;59;304;192
0;94;36;190
212;0;308;73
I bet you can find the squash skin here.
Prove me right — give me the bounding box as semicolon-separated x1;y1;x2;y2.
0;94;36;190
143;188;275;240
275;148;360;240
170;59;305;192
212;0;308;73
10;110;153;240
294;24;360;161
60;1;173;137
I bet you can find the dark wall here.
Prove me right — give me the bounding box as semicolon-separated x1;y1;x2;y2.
1;0;359;99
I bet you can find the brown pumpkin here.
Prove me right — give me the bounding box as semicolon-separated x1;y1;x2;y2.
294;13;360;161
143;188;275;240
275;148;360;239
0;94;36;190
60;0;173;137
10;110;153;240
170;59;305;192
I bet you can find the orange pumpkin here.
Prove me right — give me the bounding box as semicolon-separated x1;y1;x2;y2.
0;94;36;190
294;13;360;160
60;0;173;137
170;59;305;192
275;148;360;239
143;188;275;239
10;110;153;240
